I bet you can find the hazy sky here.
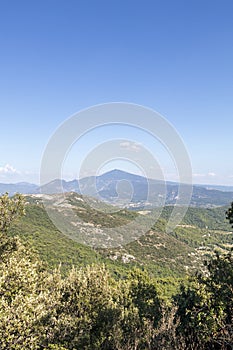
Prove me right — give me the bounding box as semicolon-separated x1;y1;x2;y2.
1;0;233;185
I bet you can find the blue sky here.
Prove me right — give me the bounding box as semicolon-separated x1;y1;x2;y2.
1;0;233;185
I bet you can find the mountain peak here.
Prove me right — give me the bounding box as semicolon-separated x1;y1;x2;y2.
99;169;145;180
102;168;129;175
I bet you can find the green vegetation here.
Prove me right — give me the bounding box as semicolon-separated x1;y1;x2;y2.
0;192;25;233
7;193;233;301
174;252;233;349
10;203;103;271
10;195;233;275
0;193;233;349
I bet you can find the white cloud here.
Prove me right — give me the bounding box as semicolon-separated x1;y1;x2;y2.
207;172;216;177
193;173;205;177
193;172;216;178
0;164;20;175
119;141;142;152
119;141;130;147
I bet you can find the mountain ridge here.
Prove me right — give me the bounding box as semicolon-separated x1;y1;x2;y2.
1;169;233;208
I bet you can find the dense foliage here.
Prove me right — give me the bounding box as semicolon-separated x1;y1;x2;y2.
174;252;233;349
0;193;232;349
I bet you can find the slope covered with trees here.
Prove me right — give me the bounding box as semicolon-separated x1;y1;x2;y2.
0;193;232;349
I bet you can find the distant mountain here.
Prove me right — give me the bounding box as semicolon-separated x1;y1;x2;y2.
191;185;233;207
58;169;233;208
39;179;80;194
1;169;233;208
78;169;165;205
0;182;38;196
197;184;233;192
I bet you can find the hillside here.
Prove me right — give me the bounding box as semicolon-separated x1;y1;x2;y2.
9;193;233;282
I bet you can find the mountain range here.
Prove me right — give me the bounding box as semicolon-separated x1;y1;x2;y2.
1;169;233;208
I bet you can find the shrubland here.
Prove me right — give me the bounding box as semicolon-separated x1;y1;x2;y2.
0;193;232;349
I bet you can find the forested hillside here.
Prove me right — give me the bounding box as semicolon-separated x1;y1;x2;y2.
10;194;232;278
0;193;232;349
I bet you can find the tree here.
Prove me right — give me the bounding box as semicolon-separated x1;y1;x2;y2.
0;193;26;261
0;193;49;349
174;252;233;350
113;268;162;350
226;202;233;229
0;192;25;234
174;202;233;350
